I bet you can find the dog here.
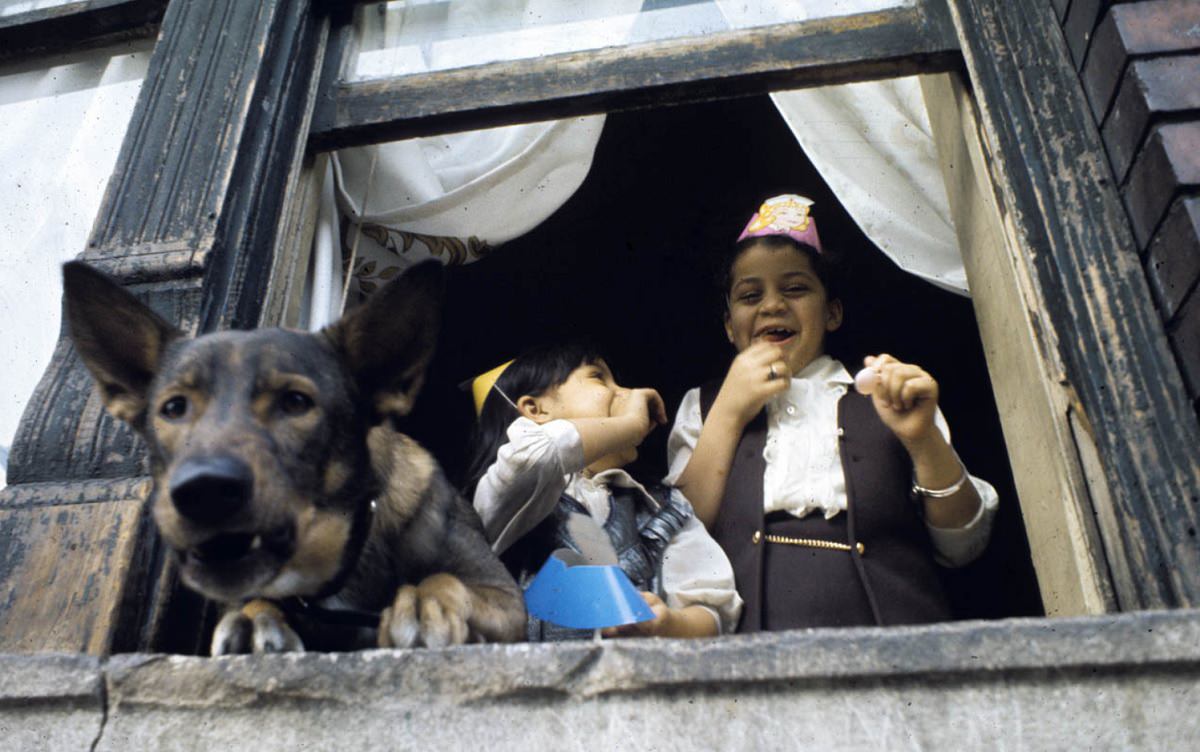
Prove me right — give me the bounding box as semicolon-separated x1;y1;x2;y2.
63;260;526;654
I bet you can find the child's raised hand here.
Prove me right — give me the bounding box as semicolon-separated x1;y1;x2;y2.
859;354;939;445
713;342;792;426
611;387;667;442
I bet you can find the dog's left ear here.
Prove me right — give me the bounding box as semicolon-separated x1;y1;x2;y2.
62;261;182;428
326;259;444;418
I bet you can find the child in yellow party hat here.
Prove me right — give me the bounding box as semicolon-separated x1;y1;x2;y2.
463;343;741;641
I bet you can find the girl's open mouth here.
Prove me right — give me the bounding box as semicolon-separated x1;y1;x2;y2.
756;327;796;344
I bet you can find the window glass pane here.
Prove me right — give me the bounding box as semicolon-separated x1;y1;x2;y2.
0;39;152;487
349;0;912;82
0;0;77;17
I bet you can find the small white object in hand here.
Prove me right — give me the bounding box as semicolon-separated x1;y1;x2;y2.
854;367;880;395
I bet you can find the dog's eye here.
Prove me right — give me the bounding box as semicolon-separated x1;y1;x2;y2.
279;390;314;416
160;396;188;420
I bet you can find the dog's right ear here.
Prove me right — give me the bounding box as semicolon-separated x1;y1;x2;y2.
62;261;182;427
325;259;444;419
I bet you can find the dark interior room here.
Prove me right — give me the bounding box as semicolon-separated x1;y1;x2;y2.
392;91;1043;622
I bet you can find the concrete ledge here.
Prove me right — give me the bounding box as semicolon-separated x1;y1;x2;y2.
0;654;104;750
3;611;1200;750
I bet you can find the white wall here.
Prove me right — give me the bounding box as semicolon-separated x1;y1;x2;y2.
0;40;151;486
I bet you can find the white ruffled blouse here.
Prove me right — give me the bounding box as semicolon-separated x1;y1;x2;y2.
665;355;999;567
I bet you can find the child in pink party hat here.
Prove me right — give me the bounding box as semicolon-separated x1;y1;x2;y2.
665;194;999;633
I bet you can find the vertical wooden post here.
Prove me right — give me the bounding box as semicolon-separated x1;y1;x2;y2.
922;72;1116;615
947;0;1200;609
0;0;327;653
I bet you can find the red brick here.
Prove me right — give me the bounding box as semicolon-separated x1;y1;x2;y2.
1052;0;1071;24
1123;123;1200;248
1102;55;1200;182
1065;0;1106;69
1168;280;1200;398
1146;197;1200;321
1082;1;1200;121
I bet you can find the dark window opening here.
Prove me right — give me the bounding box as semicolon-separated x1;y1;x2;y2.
394;92;1043;623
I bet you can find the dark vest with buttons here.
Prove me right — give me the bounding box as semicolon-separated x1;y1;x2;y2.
699;381;950;632
503;484;694;641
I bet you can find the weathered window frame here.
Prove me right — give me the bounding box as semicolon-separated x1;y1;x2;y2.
0;0;164;61
2;0;1197;654
287;0;1127;617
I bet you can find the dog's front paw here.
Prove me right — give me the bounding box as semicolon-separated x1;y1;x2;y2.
378;573;474;649
210;599;305;655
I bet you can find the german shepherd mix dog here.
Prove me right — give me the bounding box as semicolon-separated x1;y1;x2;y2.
63;260;525;654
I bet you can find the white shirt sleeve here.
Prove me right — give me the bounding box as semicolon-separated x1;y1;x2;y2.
664;387;703;486
659;489;744;634
472;417;585;554
925;476;999;567
924;409;1000;567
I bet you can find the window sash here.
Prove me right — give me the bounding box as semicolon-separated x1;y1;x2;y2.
0;0;163;61
309;1;958;150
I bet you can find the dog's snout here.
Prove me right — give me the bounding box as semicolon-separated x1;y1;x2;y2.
169;456;253;524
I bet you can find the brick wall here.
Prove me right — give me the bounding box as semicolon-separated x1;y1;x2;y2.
1055;0;1200;417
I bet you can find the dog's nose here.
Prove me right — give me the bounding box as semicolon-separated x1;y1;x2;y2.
169;456;253;524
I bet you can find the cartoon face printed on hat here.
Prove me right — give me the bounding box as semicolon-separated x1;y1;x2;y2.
738;194;822;252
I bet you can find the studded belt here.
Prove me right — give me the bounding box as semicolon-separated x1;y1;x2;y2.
752;529;865;555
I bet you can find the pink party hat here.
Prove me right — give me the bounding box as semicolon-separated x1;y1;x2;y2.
737;194;823;252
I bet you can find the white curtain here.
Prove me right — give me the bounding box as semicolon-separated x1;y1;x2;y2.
325;115;606;321
768;79;964;294
310;0;964;332
711;0;963;294
307;0;665;327
0;41;152;486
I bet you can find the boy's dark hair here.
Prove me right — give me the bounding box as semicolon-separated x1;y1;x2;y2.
461;341;604;499
716;234;844;307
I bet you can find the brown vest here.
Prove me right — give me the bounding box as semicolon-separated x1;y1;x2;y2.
699;382;951;632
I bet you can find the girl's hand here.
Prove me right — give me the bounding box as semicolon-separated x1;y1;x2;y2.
601;592;671;638
711;342;792;427
610;387;667;444
862;354;939;446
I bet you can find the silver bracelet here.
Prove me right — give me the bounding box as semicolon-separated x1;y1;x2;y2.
912;462;969;499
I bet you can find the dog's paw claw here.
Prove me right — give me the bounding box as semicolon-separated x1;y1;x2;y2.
211;601;304;655
420;593;469;648
379;586;420;648
252;612;304;654
379;574;472;649
211;611;254;656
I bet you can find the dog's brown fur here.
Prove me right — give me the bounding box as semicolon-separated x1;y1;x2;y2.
63;260;525;653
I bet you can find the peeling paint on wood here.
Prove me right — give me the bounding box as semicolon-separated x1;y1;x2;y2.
948;0;1200;608
0;495;146;654
0;0;326;654
309;5;961;150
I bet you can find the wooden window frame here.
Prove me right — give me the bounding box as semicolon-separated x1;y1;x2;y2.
0;0;164;61
307;2;960;149
292;0;1189;616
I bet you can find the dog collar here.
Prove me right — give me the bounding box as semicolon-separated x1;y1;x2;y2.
315;496;377;602
280;496;380;629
